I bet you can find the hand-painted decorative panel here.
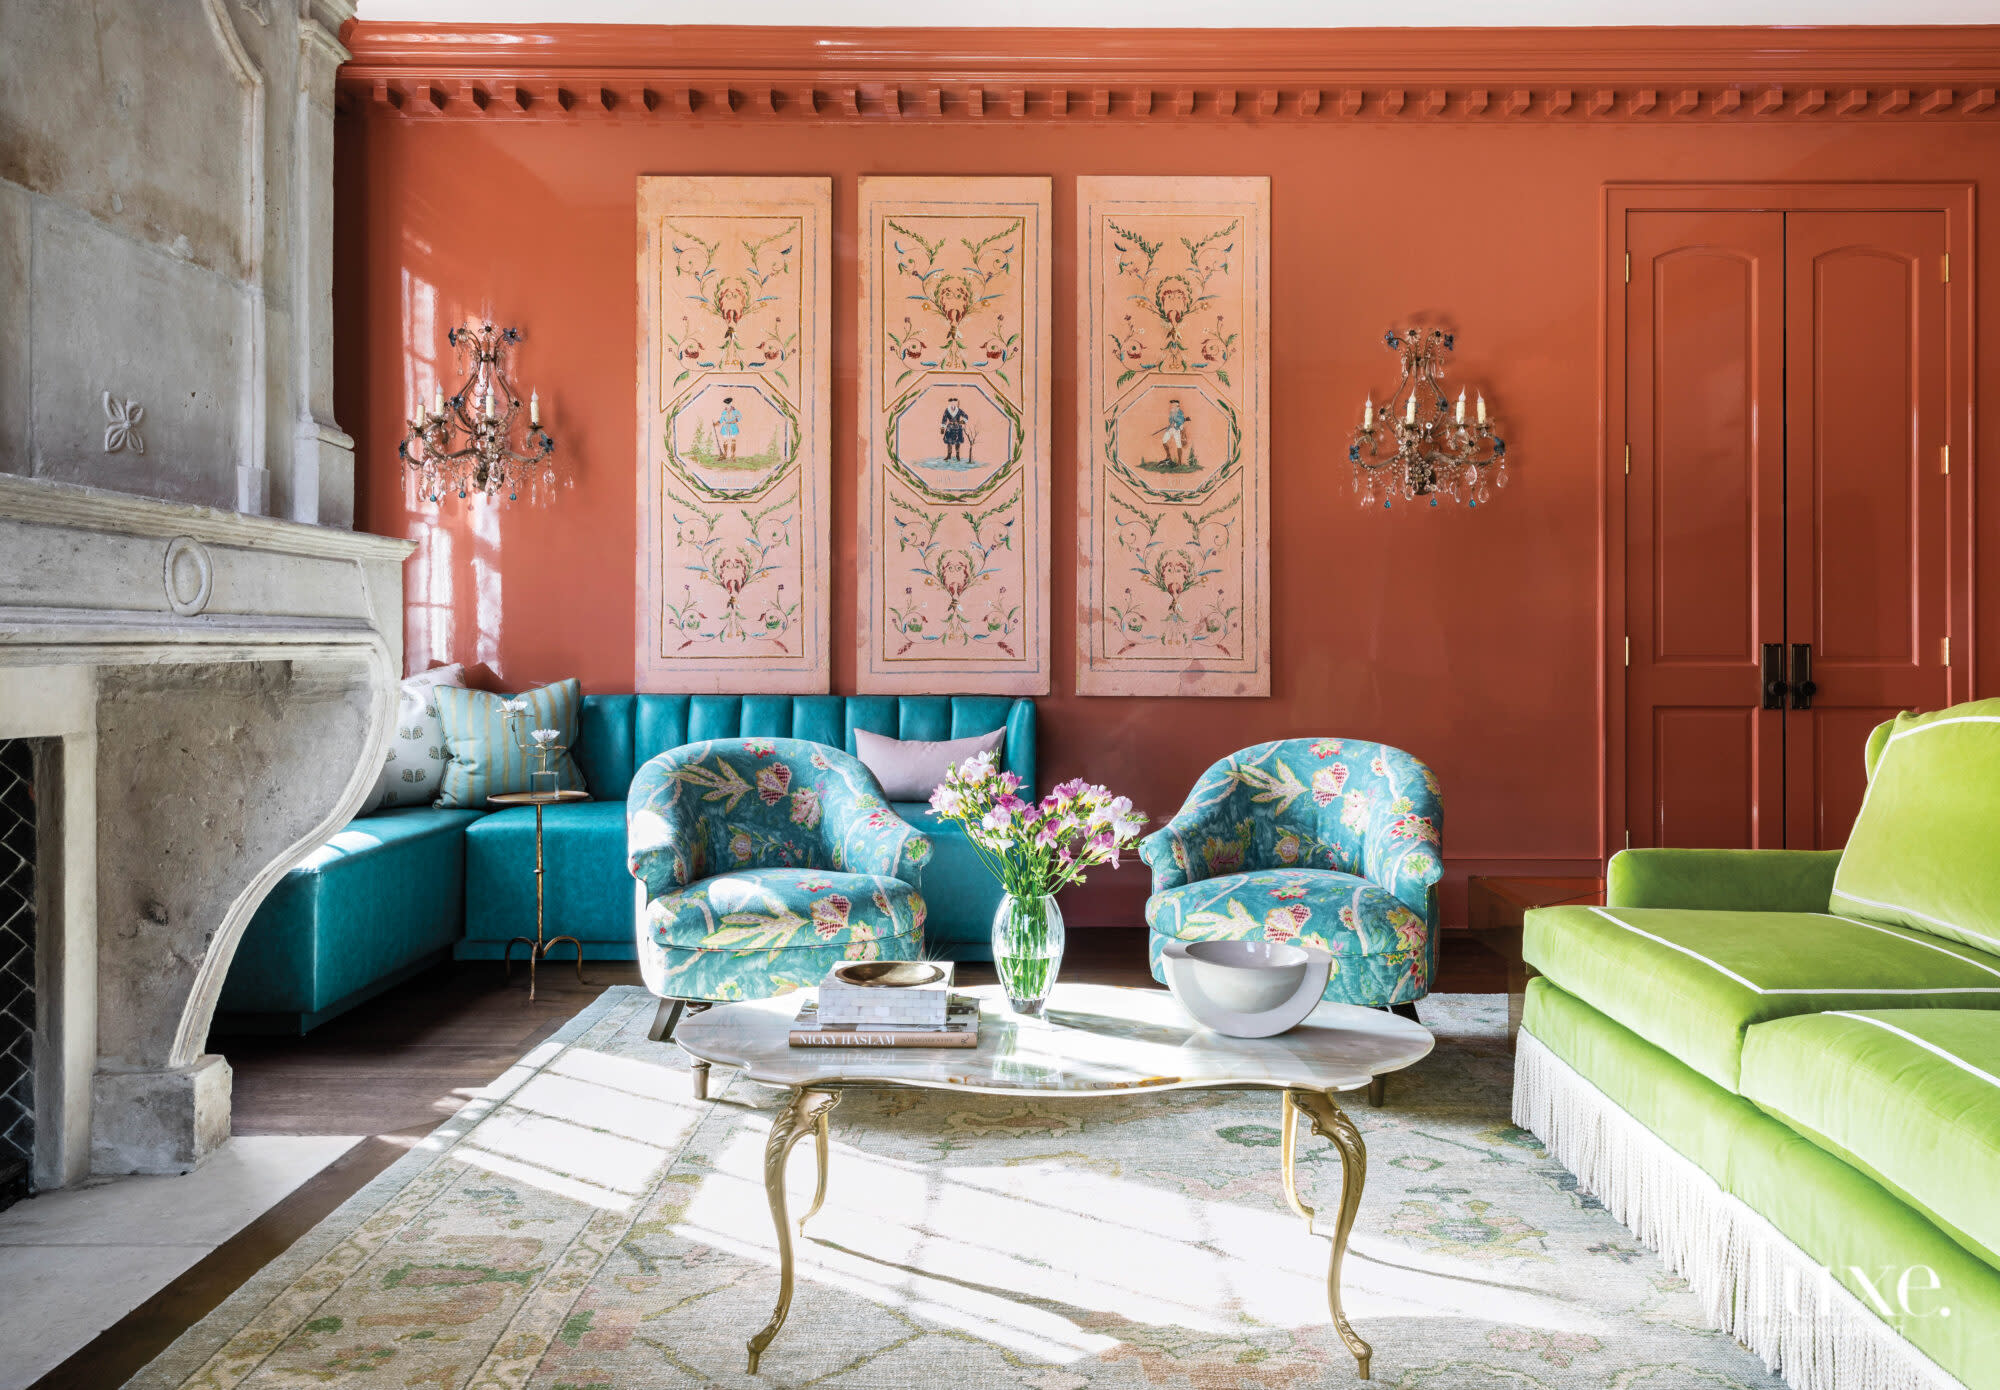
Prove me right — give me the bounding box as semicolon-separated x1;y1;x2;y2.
858;177;1052;694
1076;176;1270;697
637;177;831;692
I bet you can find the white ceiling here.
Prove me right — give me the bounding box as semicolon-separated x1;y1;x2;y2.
352;0;1999;26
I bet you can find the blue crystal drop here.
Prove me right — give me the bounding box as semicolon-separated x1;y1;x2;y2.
1430;497;1439;507
1383;499;1392;510
1348;444;1360;462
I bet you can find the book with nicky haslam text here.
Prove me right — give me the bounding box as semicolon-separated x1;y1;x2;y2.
789;994;981;1047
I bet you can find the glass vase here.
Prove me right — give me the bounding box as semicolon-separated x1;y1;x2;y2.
991;893;1065;1017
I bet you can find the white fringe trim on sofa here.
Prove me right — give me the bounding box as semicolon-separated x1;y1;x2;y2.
1512;1030;1965;1390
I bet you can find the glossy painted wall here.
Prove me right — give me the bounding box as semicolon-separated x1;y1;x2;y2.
335;98;1999;924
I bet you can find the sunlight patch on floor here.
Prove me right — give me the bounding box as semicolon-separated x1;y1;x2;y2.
446;1042;705;1211
668;1118;1624;1359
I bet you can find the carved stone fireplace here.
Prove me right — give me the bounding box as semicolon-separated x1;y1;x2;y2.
0;0;406;1179
0;484;410;1180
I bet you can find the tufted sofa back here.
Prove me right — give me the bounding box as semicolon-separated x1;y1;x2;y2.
575;694;1036;803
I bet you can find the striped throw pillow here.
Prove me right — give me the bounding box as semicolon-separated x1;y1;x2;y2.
434;679;588;808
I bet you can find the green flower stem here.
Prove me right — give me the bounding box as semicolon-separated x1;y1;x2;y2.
994;893;1057;1007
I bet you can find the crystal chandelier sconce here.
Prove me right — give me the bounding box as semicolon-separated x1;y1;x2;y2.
400;322;558;503
1348;327;1509;509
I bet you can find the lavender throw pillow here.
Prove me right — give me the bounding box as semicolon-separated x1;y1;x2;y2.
853;727;1004;802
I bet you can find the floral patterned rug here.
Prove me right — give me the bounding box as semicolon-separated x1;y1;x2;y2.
134;989;1785;1390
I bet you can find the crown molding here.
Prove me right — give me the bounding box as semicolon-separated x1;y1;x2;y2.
335;23;2000;121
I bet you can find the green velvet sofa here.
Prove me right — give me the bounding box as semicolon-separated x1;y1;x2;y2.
215;694;1034;1034
1515;723;2000;1389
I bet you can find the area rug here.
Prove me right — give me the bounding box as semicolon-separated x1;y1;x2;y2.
133;988;1786;1389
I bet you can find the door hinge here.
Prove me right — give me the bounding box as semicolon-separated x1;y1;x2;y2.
1624;443;1631;476
1625;252;1631;283
1942;444;1950;475
1625;829;1632;850
1624;635;1630;667
1943;637;1951;667
1942;253;1950;283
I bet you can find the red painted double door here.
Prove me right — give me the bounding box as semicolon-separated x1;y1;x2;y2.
1625;209;1949;850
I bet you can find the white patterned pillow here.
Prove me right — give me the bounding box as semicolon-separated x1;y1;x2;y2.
359;665;465;813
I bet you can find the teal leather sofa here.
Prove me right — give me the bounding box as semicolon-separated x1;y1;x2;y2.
215;694;1034;1033
214;808;483;1033
1515;705;2000;1390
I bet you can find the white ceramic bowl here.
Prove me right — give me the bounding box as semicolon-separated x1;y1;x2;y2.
1160;938;1334;1038
1181;939;1310;1013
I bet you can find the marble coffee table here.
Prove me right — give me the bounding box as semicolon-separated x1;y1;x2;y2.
674;982;1433;1378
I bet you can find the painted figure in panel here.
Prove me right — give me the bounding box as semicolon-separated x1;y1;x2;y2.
658;217;807;658
880;216;1026;657
859;178;1050;695
1104;218;1246;656
1078;177;1269;697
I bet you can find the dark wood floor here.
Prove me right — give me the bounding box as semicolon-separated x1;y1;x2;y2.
30;928;1516;1389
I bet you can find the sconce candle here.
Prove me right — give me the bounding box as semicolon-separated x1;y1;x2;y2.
399;321;560;504
1347;327;1510;509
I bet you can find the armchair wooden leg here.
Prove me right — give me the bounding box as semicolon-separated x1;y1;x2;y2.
649;997;716;1098
685;1002;713;1100
1366;1075;1386;1108
649;997;685;1043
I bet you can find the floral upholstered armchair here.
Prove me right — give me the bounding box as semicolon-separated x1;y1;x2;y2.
1139;739;1442;1012
627;737;930;1095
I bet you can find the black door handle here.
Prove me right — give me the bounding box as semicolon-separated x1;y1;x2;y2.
1761;643;1790;711
1790;643;1816;710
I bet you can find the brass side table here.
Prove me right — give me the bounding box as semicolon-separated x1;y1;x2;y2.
489;789;591;1000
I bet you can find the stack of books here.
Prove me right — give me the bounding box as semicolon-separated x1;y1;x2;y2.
788;994;982;1047
788;960;981;1047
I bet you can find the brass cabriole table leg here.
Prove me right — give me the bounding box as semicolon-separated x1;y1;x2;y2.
1283;1087;1372;1379
798;1106;832;1235
502;797;586;1001
747;1087;842;1374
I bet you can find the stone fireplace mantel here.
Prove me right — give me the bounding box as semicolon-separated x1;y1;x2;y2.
0;475;412;1181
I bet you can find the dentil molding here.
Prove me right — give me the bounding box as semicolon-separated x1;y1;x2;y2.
336;23;2000;122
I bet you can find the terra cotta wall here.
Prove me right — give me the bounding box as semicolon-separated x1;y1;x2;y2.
333;33;2000;925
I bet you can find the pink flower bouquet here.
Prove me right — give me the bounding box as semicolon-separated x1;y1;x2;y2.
929;752;1145;1013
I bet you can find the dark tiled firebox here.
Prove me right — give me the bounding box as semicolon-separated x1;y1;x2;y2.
0;738;33;1209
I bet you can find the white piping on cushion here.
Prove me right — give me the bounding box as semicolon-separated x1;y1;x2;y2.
1827;918;2000;980
1585;908;2000;997
1886;716;2000;744
1831;714;2000;956
1587;907;1764;990
1513;1031;1966;1390
1825;1012;2000;1094
1826;889;2000;956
